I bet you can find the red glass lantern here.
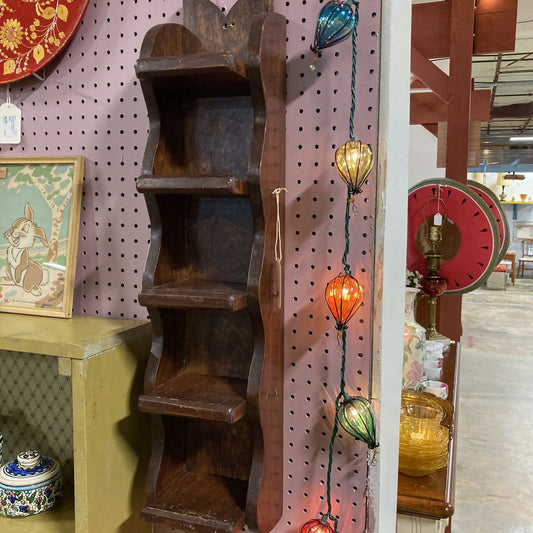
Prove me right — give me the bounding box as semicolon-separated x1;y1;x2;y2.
325;273;364;330
300;518;335;533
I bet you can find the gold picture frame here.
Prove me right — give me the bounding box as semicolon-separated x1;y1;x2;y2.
0;156;84;318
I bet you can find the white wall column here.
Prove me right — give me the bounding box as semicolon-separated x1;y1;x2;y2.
370;0;412;530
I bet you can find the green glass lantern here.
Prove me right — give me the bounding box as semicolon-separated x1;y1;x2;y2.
336;395;378;449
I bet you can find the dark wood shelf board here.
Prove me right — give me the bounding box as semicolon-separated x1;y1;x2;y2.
397;468;454;519
135;53;249;96
142;470;247;533
139;373;247;422
137;175;248;196
139;280;248;310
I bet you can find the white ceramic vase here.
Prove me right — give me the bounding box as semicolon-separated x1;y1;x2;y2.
403;287;426;390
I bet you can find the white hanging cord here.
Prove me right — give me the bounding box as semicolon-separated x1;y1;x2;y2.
272;187;287;308
272;187;287;263
6;85;10;104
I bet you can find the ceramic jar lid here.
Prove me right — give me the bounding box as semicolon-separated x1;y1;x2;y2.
0;450;61;488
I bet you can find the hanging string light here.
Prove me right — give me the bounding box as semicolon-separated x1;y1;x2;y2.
301;2;378;531
336;395;378;449
310;0;358;69
325;273;364;331
300;516;336;533
335;140;374;197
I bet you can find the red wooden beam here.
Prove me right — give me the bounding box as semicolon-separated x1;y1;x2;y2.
474;0;517;55
445;0;475;183
410;89;491;124
412;0;518;59
411;1;451;60
440;0;475;342
411;45;449;103
422;123;439;136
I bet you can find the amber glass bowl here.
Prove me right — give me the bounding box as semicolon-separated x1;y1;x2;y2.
398;392;451;476
401;390;453;427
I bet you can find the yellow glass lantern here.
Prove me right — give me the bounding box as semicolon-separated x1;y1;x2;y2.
334;139;374;195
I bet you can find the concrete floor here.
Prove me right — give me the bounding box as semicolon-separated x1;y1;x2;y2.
453;280;533;532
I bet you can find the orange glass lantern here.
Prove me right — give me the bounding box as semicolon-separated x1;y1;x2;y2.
325;273;364;330
335;139;374;195
300;517;335;533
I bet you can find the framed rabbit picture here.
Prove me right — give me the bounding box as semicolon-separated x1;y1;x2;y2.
0;157;84;318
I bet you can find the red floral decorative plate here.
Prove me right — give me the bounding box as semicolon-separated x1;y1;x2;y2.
0;0;90;84
407;179;500;294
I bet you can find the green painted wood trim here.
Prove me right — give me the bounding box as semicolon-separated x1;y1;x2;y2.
0;315;152;359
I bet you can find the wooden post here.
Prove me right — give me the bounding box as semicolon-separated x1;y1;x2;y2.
438;0;476;342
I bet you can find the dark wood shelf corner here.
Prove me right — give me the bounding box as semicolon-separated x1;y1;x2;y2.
135;53;249;97
139;373;247;423
136;175;249;196
138;280;248;311
135;0;286;531
141;471;247;533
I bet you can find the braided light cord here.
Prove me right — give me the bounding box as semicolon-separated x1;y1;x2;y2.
323;2;360;530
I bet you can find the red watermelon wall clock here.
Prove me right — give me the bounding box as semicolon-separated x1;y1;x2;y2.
467;179;509;263
407;179;500;294
0;0;90;84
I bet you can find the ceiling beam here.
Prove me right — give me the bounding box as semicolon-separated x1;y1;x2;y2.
487;53;502;135
492;102;533;118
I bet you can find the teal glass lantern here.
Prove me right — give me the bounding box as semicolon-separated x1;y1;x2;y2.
311;0;358;55
337;395;378;449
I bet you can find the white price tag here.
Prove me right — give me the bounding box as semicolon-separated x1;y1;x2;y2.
433;212;443;226
0;102;21;144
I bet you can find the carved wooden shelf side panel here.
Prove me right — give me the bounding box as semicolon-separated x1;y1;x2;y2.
135;1;285;531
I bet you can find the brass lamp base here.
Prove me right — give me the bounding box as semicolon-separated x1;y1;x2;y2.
426;328;449;341
424;294;448;341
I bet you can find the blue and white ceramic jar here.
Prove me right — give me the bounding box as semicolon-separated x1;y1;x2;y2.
0;450;62;517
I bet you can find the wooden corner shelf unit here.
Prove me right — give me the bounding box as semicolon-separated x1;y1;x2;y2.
135;1;286;531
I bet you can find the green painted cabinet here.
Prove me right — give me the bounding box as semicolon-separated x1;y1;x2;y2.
0;314;152;533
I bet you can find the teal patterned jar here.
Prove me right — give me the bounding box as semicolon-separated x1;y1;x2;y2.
403;288;426;390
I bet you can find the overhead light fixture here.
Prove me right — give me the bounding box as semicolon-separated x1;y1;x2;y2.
509;136;533;142
503;173;526;180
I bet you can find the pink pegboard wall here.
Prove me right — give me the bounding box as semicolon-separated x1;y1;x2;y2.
275;0;380;531
0;0;182;319
0;0;380;530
